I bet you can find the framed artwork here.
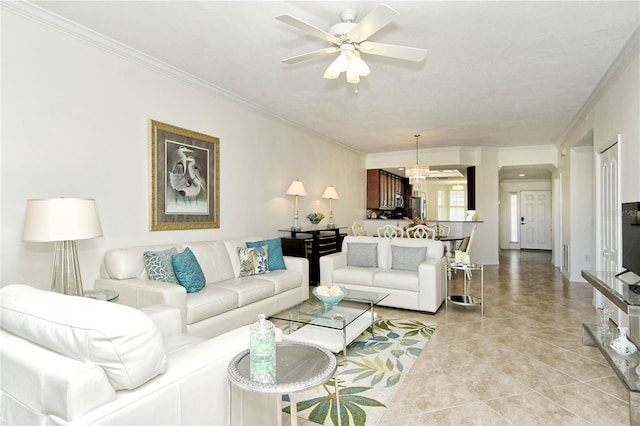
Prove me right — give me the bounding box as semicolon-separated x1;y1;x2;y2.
149;119;220;231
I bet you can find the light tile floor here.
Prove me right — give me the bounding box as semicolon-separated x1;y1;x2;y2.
294;249;630;425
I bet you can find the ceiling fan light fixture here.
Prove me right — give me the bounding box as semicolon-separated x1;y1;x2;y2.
351;52;370;76
323;53;348;79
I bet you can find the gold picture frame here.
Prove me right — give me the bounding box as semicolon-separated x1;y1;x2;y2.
149;119;220;231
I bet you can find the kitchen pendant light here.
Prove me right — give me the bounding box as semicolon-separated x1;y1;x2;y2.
405;134;429;188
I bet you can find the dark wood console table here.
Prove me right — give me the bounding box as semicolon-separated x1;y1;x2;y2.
279;227;346;286
582;270;640;425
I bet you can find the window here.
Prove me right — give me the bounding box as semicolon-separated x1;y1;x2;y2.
449;190;465;221
510;192;519;242
437;190;446;220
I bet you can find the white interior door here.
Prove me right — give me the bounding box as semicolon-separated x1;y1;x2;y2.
600;143;620;273
520;190;552;250
597;141;622;324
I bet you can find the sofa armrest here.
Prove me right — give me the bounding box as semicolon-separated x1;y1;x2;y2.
95;278;188;330
283;256;310;300
139;305;183;337
319;252;348;287
417;256;448;312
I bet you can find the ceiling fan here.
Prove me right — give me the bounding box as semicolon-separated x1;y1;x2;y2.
276;3;427;85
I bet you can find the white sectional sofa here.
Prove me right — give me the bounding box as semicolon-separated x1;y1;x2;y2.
320;236;447;313
95;237;309;339
0;285;277;425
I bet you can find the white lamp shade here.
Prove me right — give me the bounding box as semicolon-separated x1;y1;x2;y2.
23;198;103;242
322;186;340;200
286;180;307;197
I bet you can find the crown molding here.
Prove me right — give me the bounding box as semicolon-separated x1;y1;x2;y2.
557;25;640;146
2;1;360;154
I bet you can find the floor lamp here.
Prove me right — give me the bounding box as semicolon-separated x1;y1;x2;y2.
286;179;307;231
322;185;340;229
22;198;103;296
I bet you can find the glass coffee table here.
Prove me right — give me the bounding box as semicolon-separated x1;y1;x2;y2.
270;289;388;356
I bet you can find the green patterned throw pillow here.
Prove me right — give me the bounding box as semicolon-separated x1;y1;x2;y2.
238;245;269;277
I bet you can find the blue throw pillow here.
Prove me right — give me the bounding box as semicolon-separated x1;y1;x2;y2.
171;247;206;293
247;238;287;270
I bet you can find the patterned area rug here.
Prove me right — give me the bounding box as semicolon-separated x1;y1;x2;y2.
282;319;435;426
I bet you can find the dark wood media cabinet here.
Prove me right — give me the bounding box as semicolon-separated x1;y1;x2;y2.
280;227;346;286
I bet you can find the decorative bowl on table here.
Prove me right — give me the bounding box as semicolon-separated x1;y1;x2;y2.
313;285;348;306
307;212;325;225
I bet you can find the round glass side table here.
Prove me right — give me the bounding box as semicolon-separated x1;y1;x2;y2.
228;341;338;426
447;262;484;316
84;289;119;302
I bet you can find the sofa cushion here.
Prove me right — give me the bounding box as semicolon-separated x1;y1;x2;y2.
374;269;421;291
391;245;427;271
257;269;303;294
185;286;238;325
104;244;176;279
333;266;378;286
0;285;167;391
237;245;269;277
172;247;206;293
143;247;180;284
347;242;378;268
186;241;236;284
214;277;276;307
247;238;287;271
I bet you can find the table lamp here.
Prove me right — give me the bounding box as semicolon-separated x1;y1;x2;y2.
22;198;103;296
286;179;307;231
321;185;340;229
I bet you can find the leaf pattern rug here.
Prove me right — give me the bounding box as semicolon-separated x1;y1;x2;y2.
282;319;435;426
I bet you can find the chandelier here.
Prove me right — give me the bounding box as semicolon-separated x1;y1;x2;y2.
405;134;429;188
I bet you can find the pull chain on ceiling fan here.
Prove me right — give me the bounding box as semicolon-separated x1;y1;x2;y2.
276;3;427;86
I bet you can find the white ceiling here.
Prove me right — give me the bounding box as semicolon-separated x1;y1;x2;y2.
27;1;640;155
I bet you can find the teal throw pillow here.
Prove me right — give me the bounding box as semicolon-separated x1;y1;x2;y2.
143;247;180;284
246;238;286;270
171;247;206;293
238;245;269;277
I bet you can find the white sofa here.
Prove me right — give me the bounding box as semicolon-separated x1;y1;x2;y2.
320;236;447;313
0;284;277;425
95;237;309;339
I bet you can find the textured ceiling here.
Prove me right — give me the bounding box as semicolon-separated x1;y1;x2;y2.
28;1;640;155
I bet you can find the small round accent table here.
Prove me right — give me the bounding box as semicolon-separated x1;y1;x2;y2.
84;289;119;303
447;263;484;316
228;341;339;426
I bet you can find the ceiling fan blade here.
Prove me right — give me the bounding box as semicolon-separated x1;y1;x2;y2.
347;4;399;44
276;14;341;45
358;41;427;62
282;47;339;64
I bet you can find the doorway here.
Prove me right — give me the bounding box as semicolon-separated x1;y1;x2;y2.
520;190;553;250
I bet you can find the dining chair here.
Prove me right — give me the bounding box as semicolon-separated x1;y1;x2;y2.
377;224;405;238
405;224;435;239
437;223;451;237
352;221;367;236
452;225;477;280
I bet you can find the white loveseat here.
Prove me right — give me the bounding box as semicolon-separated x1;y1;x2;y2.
0;285;277;425
95;237;309;339
320;236;447;313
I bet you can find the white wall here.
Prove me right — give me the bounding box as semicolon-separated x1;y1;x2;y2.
1;9;366;290
568;147;594;281
558;44;639;282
